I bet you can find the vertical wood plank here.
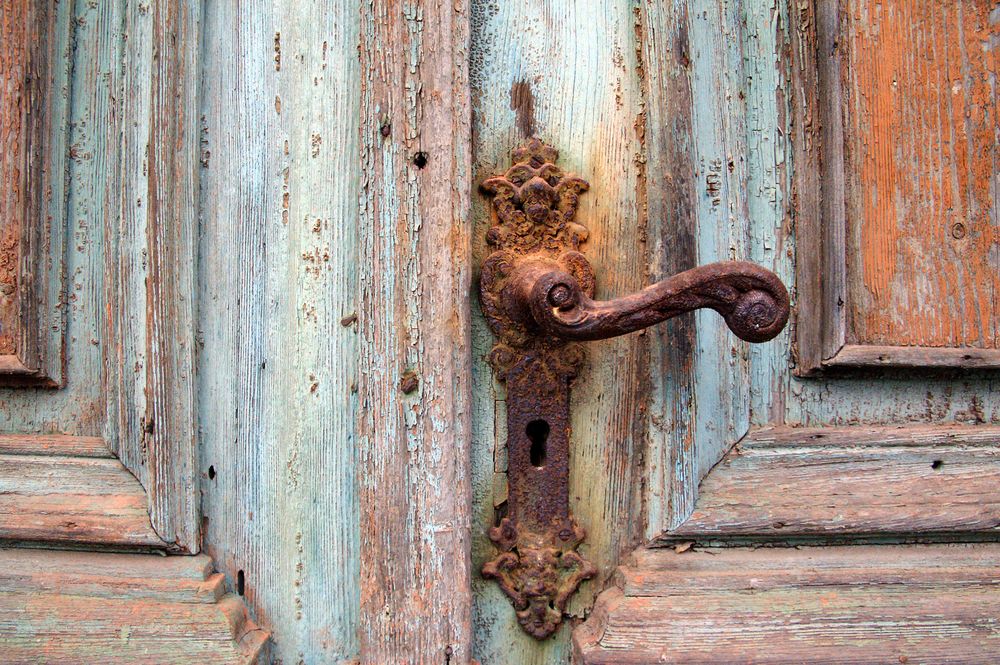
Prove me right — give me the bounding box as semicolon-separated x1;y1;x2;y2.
358;0;474;661
198;1;361;661
145;0;201;551
0;0;30;360
105;0;200;551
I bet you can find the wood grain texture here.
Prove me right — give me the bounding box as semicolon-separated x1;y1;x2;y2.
0;548;267;663
793;0;1000;372
470;2;647;661
576;544;1000;664
0;0;205;552
844;0;998;349
0;452;166;548
0;0;68;385
359;0;474;661
0;0;29;359
198;1;362;662
0;433;109;457
667;425;1000;538
106;0;201;553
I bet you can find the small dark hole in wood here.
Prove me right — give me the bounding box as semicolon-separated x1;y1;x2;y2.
208;465;216;480
931;460;943;470
527;419;549;468
963;355;973;361
237;570;245;595
413;151;429;169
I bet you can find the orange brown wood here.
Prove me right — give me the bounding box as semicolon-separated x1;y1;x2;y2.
792;0;1000;373
576;544;1000;664
844;0;998;350
0;448;169;549
0;0;29;358
0;548;267;663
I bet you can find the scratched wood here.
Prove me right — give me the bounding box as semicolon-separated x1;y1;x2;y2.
0;548;267;663
197;1;362;662
0;0;28;359
577;544;1000;663
470;1;648;661
358;0;474;661
843;0;998;350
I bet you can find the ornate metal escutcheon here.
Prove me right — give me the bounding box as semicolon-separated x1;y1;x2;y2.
479;138;790;639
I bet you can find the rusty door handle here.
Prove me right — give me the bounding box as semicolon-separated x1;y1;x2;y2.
479;139;790;639
496;256;788;344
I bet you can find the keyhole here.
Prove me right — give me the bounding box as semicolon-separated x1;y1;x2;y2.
527;419;549;468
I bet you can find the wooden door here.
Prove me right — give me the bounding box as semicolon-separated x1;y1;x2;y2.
3;0;998;663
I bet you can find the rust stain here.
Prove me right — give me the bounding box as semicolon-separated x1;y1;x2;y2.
509;81;535;138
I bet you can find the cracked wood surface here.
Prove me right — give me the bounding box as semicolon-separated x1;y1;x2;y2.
359;0;474;661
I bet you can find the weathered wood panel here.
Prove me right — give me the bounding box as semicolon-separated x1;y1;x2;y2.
0;452;165;548
0;549;266;663
470;1;648;660
844;0;998;349
198;1;362;662
358;0;474;661
576;544;1000;664
668;425;1000;539
0;0;114;432
0;0;205;551
0;0;67;385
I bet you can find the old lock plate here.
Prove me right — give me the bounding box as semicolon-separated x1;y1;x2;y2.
478;138;790;639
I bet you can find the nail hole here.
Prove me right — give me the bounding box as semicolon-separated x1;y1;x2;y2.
208;465;216;480
412;151;428;169
526;419;549;468
237;570;245;595
931;460;943;470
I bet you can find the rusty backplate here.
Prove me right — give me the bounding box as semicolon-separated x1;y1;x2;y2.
478;138;790;639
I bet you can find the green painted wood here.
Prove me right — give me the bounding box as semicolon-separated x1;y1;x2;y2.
197;1;360;662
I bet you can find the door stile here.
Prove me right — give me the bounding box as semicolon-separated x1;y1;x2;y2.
358;0;475;662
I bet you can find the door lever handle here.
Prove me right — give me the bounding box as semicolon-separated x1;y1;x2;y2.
501;256;788;344
478;139;789;639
